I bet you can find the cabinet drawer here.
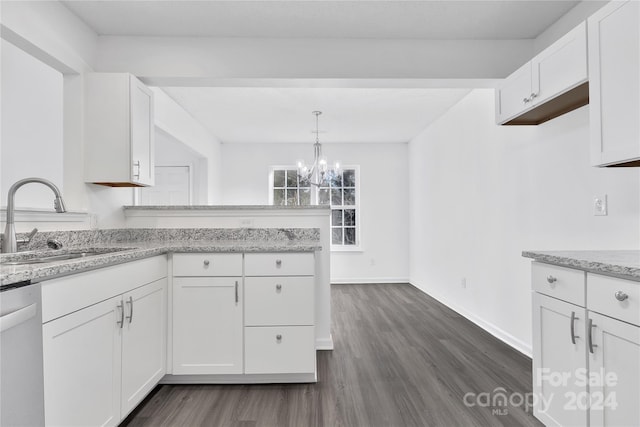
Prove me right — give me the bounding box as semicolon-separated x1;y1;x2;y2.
587;274;640;326
245;253;314;276
532;262;585;306
244;326;315;374
245;277;314;326
172;253;242;277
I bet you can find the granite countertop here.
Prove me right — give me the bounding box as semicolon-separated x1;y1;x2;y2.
522;250;640;281
1;229;322;288
123;205;330;210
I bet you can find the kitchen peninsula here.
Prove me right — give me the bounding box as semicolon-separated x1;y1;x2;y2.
0;224;326;426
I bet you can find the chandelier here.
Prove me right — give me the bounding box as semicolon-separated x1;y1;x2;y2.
297;111;340;187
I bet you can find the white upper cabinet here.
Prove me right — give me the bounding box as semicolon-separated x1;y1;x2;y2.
85;73;155;186
496;22;588;125
589;0;640;167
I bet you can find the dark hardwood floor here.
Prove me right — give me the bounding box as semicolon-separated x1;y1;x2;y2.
122;284;543;427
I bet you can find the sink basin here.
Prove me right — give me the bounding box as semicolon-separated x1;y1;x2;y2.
2;249;130;266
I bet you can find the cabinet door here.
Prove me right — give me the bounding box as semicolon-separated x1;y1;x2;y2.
42;296;122;427
587;311;640;427
532;293;588;427
495;61;532;124
589;0;640;166
532;22;587;106
173;277;243;374
130;75;154;186
121;278;166;417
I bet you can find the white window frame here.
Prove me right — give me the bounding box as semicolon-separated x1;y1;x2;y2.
268;165;361;251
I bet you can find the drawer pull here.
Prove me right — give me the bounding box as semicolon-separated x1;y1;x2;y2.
614;291;628;302
546;275;557;285
126;296;134;324
276;284;282;292
235;280;239;303
275;259;282;267
276;334;282;342
588;319;597;354
570;311;579;345
203;260;210;266
116;300;125;329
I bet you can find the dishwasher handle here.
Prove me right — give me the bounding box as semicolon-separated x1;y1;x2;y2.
0;303;37;333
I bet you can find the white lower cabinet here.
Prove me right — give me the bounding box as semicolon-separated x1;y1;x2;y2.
120;280;167;416
244;253;316;378
533;293;588;427
43;277;166;426
587;311;640;427
531;262;640;427
43;295;122;427
172;253;243;375
170;252;317;381
172;277;243;374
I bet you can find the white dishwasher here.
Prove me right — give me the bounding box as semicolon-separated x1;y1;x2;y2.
0;281;45;426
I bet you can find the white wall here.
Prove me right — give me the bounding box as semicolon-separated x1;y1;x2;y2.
221;142;409;283
408;89;640;355
150;88;223;204
154;128;208;204
1;40;64;209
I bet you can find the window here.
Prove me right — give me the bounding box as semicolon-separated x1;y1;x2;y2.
269;166;359;248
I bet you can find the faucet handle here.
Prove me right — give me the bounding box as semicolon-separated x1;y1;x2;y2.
17;228;38;245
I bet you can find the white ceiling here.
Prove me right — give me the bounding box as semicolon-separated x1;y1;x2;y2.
61;0;579;145
63;1;578;40
162;87;472;144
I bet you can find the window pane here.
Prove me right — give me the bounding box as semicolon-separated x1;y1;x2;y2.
330;170;342;188
332;228;343;245
344;227;356;245
286;189;298;205
344;209;355;226
318;188;330;205
274;170;285;187
331;188;342;205
343;188;355;205
332;209;343;226
300;188;311;205
286;170;297;187
273;189;285;205
343;169;356;187
299;174;310;188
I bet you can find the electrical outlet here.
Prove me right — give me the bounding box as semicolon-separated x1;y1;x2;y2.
594;195;608;216
461;277;467;289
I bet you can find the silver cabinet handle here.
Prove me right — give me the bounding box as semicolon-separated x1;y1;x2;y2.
530;92;538;100
133;161;141;179
588;318;597;354
235;280;239;303
546;275;557;284
570;311;579;345
275;259;282;267
126;296;134;324
276;284;282;291
203;259;210;267
116;300;124;329
614;291;628;302
523;97;530;104
276;334;282;341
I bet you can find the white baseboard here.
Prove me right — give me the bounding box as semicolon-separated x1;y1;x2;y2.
316;334;334;350
409;281;532;357
331;277;410;285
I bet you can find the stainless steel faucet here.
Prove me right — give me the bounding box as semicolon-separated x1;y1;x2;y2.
2;178;66;253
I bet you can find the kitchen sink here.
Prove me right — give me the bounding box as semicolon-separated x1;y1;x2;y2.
2;249;130;266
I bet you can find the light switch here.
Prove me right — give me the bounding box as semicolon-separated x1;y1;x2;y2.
594;195;608;216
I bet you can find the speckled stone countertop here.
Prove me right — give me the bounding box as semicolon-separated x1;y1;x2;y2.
1;228;322;288
123;205;330;211
522;250;640;281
